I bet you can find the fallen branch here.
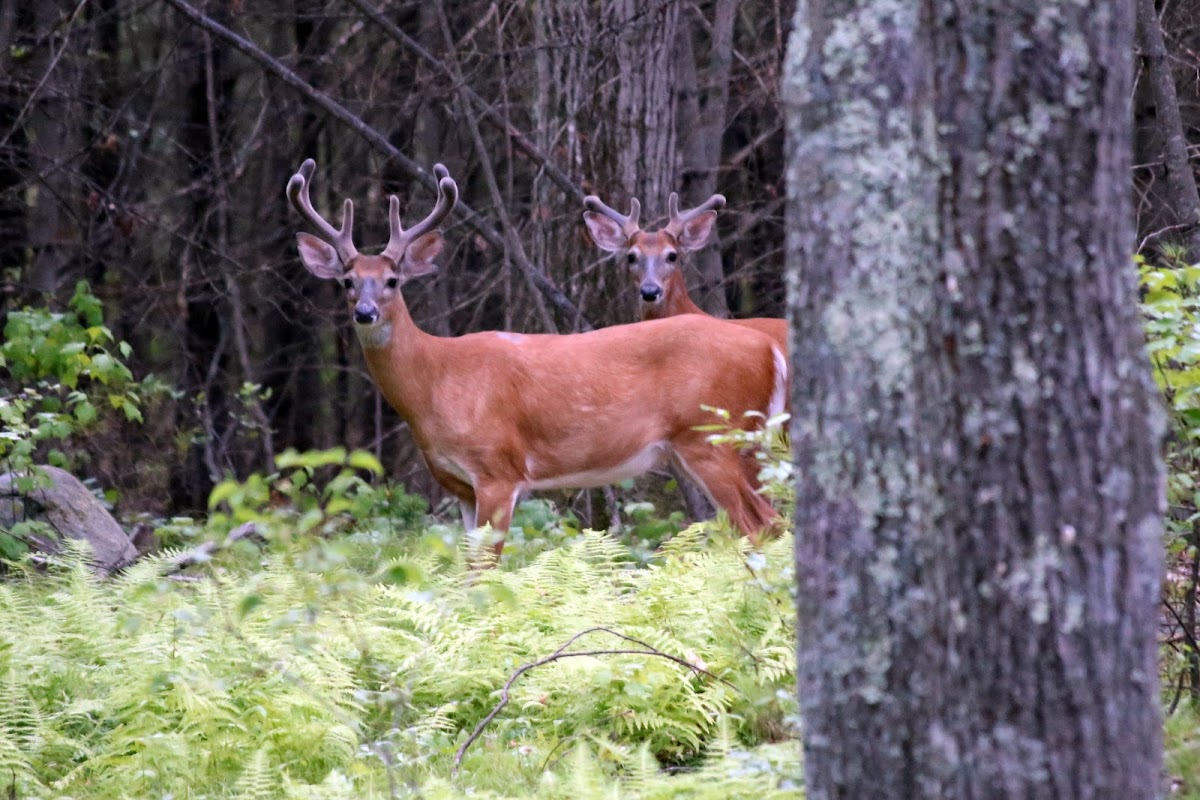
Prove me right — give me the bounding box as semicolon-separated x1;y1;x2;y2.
451;626;735;774
165;521;264;574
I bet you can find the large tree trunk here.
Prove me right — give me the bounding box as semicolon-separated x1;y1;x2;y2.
784;1;1164;797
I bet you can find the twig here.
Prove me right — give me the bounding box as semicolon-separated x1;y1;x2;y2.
451;626;735;774
0;0;90;151
451;628;729;772
433;0;560;333
1163;597;1200;658
346;0;582;203
1138;221;1196;255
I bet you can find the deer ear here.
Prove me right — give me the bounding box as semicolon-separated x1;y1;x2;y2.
402;231;443;279
675;211;718;252
583;212;628;252
296;233;344;279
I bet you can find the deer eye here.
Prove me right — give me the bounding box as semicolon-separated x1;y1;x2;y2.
385;276;399;289
341;277;354;290
666;251;678;263
626;252;638;264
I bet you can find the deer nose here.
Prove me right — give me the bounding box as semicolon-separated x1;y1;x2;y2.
354;303;379;325
640;283;663;303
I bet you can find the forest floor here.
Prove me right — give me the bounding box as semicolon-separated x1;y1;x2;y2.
2;480;1198;798
0;497;801;799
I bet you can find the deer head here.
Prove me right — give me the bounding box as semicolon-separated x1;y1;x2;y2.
287;159;457;337
583;191;725;307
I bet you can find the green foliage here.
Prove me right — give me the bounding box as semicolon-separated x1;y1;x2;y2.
697;407;795;516
1167;704;1200;798
203;447;425;540
1140;252;1200;692
0;520;798;798
1141;249;1200;790
0;281;165;557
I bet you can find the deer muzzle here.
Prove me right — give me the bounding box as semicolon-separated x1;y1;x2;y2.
639;281;663;303
354;302;379;325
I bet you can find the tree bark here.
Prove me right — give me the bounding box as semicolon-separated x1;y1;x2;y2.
784;1;1164;797
1135;0;1200;260
26;0;84;295
613;0;680;208
676;0;736;317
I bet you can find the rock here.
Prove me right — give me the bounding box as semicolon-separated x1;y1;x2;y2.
0;466;137;574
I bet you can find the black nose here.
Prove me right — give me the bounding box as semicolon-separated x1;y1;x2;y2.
640;284;662;303
354;305;379;325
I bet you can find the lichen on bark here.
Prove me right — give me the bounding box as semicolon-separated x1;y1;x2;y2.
785;0;1164;796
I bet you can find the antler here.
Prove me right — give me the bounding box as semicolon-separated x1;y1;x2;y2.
664;192;726;237
287;159;359;264
380;163;460;262
583;194;642;238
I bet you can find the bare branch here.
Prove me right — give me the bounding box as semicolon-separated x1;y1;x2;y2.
451;626;736;774
345;0;584;205
433;0;559;332
161;0;591;328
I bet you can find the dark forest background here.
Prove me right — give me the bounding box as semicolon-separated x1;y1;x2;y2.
0;0;1193;524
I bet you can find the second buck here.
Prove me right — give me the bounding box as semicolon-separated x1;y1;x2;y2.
288;159;784;562
583;192;787;353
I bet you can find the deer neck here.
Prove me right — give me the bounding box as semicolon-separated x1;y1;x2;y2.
356;298;436;424
642;271;707;320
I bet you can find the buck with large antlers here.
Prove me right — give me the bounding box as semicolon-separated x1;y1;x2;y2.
583;192;787;352
287;159;784;561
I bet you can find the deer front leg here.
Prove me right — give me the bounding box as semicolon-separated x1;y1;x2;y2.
469;482;520;567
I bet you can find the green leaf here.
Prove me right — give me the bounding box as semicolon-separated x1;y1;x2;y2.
347;450;384;476
208;480;240;510
236;594;264;619
73;401;96;425
376;561;425;586
276;447;348;470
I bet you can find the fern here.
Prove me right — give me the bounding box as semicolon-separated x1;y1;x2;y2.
0;513;798;797
232;747;276;800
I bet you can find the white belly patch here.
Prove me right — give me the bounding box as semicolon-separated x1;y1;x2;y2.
524;442;666;490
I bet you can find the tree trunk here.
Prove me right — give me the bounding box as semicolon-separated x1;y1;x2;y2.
612;0;680;208
26;1;83;294
0;0;26;302
1135;0;1200;260
676;0;736;317
784;1;1164;797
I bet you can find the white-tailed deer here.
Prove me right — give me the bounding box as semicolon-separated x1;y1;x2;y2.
288;159;784;562
583;193;788;353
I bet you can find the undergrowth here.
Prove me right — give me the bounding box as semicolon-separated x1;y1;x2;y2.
0;522;799;798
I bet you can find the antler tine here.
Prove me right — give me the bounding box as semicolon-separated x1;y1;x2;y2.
381;194;406;262
665;191;727;235
583;194;642;237
286;158;359;263
380;166;459;261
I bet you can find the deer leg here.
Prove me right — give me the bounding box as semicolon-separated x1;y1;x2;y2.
425;460;478;530
673;442;778;546
458;502;476;531
470;482;520;565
